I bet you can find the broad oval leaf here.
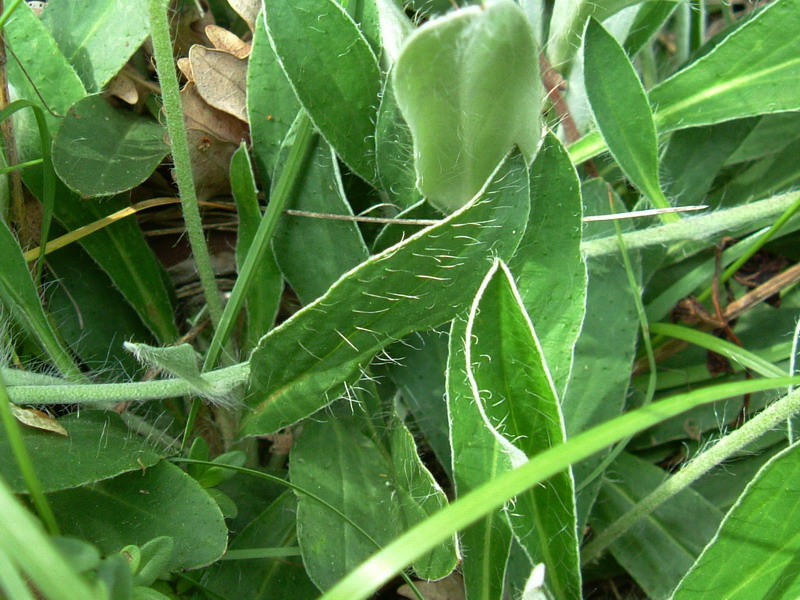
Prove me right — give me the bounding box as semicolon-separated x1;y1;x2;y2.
48;461;227;572
466;261;582;600
583;19;670;213
201;491;318;600
243;150;530;436
53;94;169;197
393;0;541;213
671;439;800;599
5;16;178;344
290;413;402;591
262;0;381;184
651;0;800;132
0;411;161;494
41;0;149;92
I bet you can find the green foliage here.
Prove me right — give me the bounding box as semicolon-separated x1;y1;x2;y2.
53;95;169;197
2;0;800;599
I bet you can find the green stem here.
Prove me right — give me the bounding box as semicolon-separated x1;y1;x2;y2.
148;0;223;329
203;114;315;371
581;190;800;259
0;158;41;174
0;0;22;30
5;363;249;405
0;371;59;535
580;386;800;564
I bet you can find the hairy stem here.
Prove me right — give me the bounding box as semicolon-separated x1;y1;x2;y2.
5;362;249;405
581;191;800;258
148;0;223;329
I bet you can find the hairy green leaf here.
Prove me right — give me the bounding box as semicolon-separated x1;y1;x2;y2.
448;316;512;600
393;0;541;212
49;461;227;572
584;18;670;213
466;261;581;600
262;0;381;184
272;131;369;305
510;132;586;395
672;440;800;599
651;0;800;131
243;150;529;436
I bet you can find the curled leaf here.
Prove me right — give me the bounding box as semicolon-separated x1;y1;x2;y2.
10;406;67;437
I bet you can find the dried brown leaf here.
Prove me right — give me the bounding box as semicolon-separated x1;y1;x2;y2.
205;24;251;59
183;129;238;202
227;0;260;31
181;82;247;144
107;72;139;105
189;45;248;123
178;57;195;82
11;406;68;436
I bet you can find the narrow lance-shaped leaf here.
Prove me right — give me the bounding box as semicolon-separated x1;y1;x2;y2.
509;131;586;395
671;439;800;600
262;0;381;184
389;420;458;580
466;261;582;600
318;377;800;600
230;144;283;348
563;180;640;527
242;149;530;437
651;0;800;132
583;18;672;215
393;0;541;213
246;16;300;183
448;316;513;600
569;0;800;166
